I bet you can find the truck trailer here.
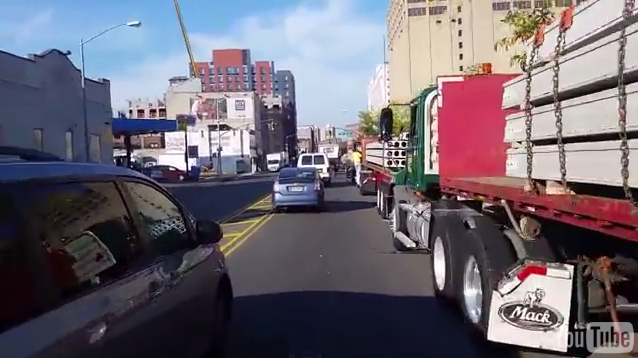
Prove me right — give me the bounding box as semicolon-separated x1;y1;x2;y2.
365;1;638;355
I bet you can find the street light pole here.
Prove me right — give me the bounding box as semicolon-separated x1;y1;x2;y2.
79;21;141;162
80;41;89;162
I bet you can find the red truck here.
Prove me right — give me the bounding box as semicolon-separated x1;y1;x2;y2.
362;3;638;352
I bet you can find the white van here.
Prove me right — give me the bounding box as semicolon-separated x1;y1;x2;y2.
297;153;332;185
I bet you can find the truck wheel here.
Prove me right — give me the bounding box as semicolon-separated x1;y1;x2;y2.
429;215;468;302
456;220;517;336
390;199;409;251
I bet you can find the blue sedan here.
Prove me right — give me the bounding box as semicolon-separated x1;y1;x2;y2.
272;167;326;212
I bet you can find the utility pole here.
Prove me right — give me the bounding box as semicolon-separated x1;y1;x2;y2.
216;97;223;176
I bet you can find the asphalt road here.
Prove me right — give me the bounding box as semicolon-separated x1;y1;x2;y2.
167;173;277;222
223;175;515;358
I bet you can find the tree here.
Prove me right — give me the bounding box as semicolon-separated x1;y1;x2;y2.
357;110;379;136
494;1;561;69
358;104;411;137
388;103;410;134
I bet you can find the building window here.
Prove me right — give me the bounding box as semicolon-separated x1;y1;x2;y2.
244;83;250;90
218;67;223;75
457;5;462;12
33;128;43;151
429;6;447;15
217;75;223;82
408;7;426;16
227;76;232;82
65;131;73;161
260;67;265;74
458;42;463;49
492;2;511;10
261;83;266;90
457;18;462;25
243;74;249;81
284;75;289;81
459;66;464;71
459;53;464;60
513;1;532;9
236;83;241;90
199;68;205;76
89;134;101;162
260;75;266;82
458;29;462;37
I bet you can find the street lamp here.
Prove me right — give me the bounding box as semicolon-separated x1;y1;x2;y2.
80;21;142;162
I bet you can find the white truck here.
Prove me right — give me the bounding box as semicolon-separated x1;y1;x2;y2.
266;152;287;172
317;143;341;170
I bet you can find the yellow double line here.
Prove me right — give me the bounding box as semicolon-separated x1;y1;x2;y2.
218;195;274;256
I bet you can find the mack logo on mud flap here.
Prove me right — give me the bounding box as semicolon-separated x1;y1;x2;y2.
497;288;564;331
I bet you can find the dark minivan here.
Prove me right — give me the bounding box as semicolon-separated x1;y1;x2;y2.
0;160;233;358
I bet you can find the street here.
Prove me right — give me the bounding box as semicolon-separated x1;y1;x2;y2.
169;175;621;358
170;174;508;358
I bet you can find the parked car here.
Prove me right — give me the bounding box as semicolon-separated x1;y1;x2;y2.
0;159;233;358
272;167;325;212
142;165;187;182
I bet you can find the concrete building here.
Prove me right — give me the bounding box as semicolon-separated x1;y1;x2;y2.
367;63;390;111
386;0;569;103
165;77;265;162
192;49;277;96
274;70;296;104
0;49;113;163
114;98;167;150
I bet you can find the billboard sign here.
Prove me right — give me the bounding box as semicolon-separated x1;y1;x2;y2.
189;96;227;120
227;97;254;119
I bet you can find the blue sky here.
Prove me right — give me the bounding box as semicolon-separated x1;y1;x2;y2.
0;0;387;126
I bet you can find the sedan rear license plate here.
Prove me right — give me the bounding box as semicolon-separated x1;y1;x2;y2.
288;186;305;192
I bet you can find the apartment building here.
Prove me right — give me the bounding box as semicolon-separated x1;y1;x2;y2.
367;63;390;111
274;70;296;104
386;0;573;103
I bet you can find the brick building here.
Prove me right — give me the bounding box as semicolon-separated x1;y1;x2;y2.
192;49;276;96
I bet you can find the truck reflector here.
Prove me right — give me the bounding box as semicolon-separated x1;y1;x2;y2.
497;261;572;296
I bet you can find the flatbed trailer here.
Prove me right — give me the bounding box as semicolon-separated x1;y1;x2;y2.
370;1;638;355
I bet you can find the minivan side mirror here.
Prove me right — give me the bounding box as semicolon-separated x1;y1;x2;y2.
196;219;223;244
379;107;393;142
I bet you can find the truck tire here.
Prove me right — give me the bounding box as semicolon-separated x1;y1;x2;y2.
455;217;517;336
429;215;469;302
391;199;410;251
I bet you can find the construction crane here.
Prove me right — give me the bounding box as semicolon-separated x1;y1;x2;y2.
173;0;198;78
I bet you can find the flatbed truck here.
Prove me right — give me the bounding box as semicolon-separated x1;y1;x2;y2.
364;1;638;355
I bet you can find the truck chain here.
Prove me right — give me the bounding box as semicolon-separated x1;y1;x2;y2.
524;44;539;192
552;22;568;190
618;0;637;209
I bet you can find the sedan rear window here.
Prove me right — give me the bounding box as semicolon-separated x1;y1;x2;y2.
313;155;325;165
300;156;312;165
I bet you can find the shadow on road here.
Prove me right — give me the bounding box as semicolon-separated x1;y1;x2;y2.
326;180;354;189
224;207;272;223
226;291;522;358
326;200;375;213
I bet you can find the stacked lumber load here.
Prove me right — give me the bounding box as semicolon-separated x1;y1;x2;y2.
503;0;638;189
364;139;408;169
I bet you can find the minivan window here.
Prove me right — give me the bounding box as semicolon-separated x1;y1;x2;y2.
300;155;313;165
123;182;193;255
313;155;326;165
0;189;42;334
21;182;146;302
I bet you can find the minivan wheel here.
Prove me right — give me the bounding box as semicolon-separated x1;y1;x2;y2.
209;293;231;357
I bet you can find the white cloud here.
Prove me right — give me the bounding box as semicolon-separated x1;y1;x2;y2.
0;9;53;44
107;0;384;125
